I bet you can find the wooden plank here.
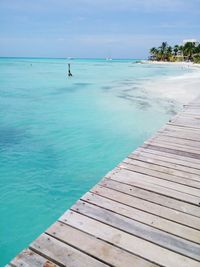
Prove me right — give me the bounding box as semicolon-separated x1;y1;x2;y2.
82;191;200;243
145;139;200;156
168;121;200;129
136;147;200;168
151;133;200;149
92;184;200;228
172;112;200;119
160;125;200;136
164;123;200;133
146;141;200;158
30;233;109;267
162;127;200;139
153;134;200;148
60;210;200;267
171;115;200;122
123;157;200;183
159;132;200;144
121;159;200;188
129;152;200;176
167;122;200;130
10;249;58;267
47;221;157;267
182;111;200;117
158;130;200;143
171;118;200;127
143;143;200;160
107;167;200;200
180;113;200;118
174;112;200;118
100;178;200;217
71;201;200;260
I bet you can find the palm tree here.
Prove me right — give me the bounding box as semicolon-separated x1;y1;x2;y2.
149;47;159;60
183;42;196;61
159;42;168;60
148;41;200;63
193;44;200;63
195;44;200;54
173;45;179;56
166;46;172;60
150;47;157;55
166;46;172;56
160;42;168;52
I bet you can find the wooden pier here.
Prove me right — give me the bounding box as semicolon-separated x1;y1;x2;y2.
9;100;200;267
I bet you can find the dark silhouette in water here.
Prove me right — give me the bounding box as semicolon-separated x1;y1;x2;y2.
68;63;73;77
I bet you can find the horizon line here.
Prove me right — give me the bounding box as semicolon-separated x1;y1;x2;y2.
0;56;145;60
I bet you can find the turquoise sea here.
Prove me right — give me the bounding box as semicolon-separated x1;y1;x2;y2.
0;58;194;265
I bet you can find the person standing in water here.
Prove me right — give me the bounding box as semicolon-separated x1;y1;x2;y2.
68;63;73;77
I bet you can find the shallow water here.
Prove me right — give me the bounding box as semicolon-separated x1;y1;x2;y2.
0;58;194;265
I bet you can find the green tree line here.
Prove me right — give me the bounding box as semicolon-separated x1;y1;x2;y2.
149;42;200;63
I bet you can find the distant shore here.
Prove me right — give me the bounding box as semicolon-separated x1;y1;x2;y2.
139;61;200;104
140;60;200;69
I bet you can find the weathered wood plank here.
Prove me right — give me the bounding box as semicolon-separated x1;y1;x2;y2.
152;134;200;148
158;129;200;142
161;126;200;142
143;143;200;160
159;129;200;141
82;191;200;243
172;112;200;120
60;211;200;267
100;177;200;217
145;139;200;156
121;159;200;188
30;233;109;267
10;249;58;267
136;147;200;168
168;122;200;130
47;221;157;267
128;150;200;176
92;183;200;228
171;114;200;121
164;123;200;133
182;111;200;117
107;167;200;201
168;121;200;128
171;118;200;127
70;200;200;260
129;152;200;176
150;134;200;150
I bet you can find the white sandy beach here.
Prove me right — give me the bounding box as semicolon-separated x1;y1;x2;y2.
142;61;200;104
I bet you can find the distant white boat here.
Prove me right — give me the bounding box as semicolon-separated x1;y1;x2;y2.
106;57;112;61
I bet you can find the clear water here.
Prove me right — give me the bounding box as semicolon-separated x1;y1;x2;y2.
0;58;192;265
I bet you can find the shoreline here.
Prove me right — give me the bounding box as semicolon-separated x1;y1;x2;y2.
139;61;200;104
141;60;200;69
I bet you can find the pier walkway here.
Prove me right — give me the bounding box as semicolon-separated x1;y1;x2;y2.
9;100;200;267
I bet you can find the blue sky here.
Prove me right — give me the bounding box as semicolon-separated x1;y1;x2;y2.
0;0;199;58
